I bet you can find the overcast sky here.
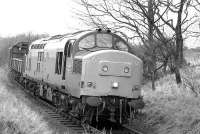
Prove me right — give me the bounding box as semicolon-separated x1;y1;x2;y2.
0;0;199;48
0;0;84;37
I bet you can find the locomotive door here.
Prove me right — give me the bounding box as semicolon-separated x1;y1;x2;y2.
62;40;74;80
43;50;49;80
36;51;44;79
63;40;80;97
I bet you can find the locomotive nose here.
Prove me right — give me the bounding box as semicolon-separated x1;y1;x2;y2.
79;50;143;99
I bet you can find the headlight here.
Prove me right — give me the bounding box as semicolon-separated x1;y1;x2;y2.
124;66;129;73
112;82;119;89
102;65;108;72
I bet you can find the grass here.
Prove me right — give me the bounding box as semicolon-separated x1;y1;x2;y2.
1;66;200;134
0;67;53;134
142;67;200;134
0;66;105;134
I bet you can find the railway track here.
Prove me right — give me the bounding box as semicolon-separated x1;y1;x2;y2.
12;78;104;134
9;73;145;134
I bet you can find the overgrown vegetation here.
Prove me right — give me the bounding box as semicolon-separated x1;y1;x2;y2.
0;68;53;134
77;0;200;89
141;54;200;134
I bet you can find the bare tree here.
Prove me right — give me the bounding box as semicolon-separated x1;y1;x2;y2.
186;0;200;37
77;0;199;87
77;0;168;89
155;0;200;83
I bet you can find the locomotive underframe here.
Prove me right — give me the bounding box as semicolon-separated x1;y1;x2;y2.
11;69;143;125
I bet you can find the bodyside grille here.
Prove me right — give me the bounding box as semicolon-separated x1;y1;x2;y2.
73;59;82;74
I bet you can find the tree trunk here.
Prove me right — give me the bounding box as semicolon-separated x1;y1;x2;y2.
148;0;156;90
173;0;185;84
151;52;156;90
174;65;182;84
175;29;183;67
152;70;156;90
163;65;167;74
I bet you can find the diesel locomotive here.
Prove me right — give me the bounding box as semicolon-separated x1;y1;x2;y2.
9;29;144;125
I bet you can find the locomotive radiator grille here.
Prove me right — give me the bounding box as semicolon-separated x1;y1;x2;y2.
73;59;82;74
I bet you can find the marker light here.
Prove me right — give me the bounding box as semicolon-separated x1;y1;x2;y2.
124;66;129;73
132;85;140;91
87;82;93;87
102;65;108;72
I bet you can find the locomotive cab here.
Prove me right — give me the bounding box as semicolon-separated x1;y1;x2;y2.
72;31;143;99
69;30;143;123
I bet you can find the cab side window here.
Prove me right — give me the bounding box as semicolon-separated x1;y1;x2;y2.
114;37;129;52
116;41;128;52
55;52;63;74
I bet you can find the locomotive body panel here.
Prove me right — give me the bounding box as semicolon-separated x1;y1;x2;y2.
24;30;143;98
80;50;143;98
24;38;81;97
9;42;29;73
25;40;63;87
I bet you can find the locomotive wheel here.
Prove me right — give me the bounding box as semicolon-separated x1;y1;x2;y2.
52;91;58;107
19;76;23;84
27;82;35;95
29;84;35;94
81;105;95;125
23;79;27;89
26;82;31;91
43;88;47;99
34;85;40;96
33;85;39;96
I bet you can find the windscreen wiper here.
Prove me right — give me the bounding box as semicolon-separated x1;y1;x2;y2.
81;47;95;52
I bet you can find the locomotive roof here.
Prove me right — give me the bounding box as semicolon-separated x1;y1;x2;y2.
29;29;129;51
31;30;92;44
13;42;30;48
29;30;94;50
9;42;30;51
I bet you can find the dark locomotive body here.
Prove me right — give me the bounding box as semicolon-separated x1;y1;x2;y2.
8;30;144;125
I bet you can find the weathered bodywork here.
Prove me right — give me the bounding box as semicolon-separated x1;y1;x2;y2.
9;30;144;124
24;30;143;98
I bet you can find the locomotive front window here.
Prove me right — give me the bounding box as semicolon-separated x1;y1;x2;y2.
79;35;95;49
96;34;112;48
78;33;129;51
116;41;128;52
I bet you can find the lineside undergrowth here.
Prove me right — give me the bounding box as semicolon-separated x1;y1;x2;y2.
0;67;53;134
142;67;200;134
